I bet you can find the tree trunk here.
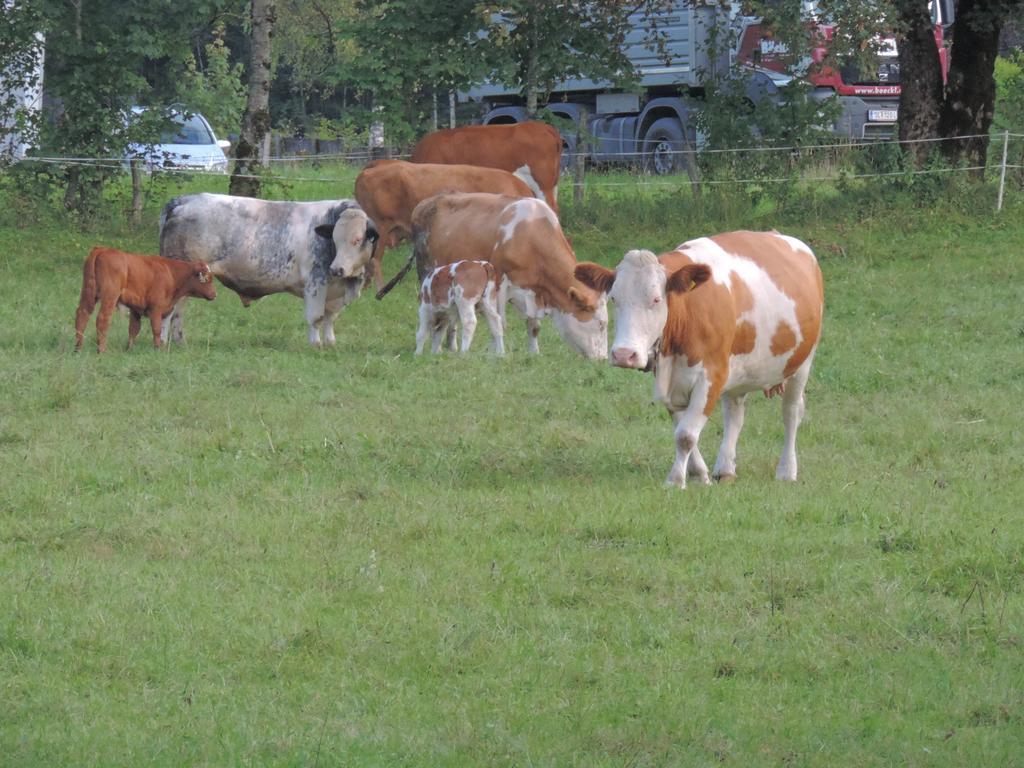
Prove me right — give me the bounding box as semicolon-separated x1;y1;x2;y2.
63;166;80;211
939;0;1003;174
525;17;539;117
230;0;276;197
894;0;944;167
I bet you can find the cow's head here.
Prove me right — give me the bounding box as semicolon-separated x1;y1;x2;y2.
550;283;609;360
575;250;710;370
314;208;380;278
188;262;218;301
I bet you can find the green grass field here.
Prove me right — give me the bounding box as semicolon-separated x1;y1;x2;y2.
1;166;1022;766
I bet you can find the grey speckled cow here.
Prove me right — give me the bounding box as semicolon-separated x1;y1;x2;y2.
159;192;379;347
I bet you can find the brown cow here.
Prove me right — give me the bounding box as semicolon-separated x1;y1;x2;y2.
406;192;607;359
74;246;216;352
575;231;824;487
354;160;534;294
410;122;563;213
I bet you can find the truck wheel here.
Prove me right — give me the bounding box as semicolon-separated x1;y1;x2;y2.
642;117;685;175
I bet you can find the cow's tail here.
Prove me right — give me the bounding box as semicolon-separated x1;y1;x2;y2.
376;206;437;300
158;196;184;259
375;251;416;300
74;247;102;349
77;247;101;315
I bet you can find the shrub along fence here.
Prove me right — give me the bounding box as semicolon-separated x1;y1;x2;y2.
5;131;1023;221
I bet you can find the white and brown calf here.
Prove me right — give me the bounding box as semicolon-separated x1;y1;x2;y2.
576;231;824;488
416;260;504;355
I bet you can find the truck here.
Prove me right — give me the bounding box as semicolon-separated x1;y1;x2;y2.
463;1;954;174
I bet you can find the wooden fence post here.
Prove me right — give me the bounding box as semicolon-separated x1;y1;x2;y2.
996;129;1009;213
574;108;587;204
130;158;143;225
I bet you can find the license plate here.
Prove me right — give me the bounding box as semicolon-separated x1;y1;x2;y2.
868;109;898;122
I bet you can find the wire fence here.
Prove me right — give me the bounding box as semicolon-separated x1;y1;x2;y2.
9;131;1024;209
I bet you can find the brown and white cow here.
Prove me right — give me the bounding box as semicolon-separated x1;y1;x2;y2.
575;231;824;487
416;260;504;355
410;121;563;213
355;160;534;294
74;246;216;352
400;192;607;359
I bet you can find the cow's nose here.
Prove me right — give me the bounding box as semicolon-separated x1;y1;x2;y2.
330;266;346;277
611;347;640;368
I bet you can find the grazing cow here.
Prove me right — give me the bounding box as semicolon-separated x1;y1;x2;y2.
410;122;563;213
354;160;535;294
416;260;504;355
389;192;606;359
74;246;216;353
159;193;379;347
575;231;824;487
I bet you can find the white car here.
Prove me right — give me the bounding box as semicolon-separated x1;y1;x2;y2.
127;109;230;173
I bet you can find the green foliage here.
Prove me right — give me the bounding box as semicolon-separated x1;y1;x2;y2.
175;24;246;138
33;0;233;212
994;53;1024;131
0;2;45;165
479;0;676;114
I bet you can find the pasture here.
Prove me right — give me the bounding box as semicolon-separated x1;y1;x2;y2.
1;167;1022;766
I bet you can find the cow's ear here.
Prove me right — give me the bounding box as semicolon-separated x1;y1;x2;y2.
666;263;711;295
574;262;616;294
365;221;380;245
314;224;334;240
567;285;597;313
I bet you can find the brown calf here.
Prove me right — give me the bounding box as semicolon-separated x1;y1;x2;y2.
74;246;216;352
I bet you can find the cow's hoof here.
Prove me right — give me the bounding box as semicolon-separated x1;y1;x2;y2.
714;473;737;484
688;473;712;486
664;472;687;490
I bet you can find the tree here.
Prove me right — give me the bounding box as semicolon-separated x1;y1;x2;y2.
230;0;276;197
892;0;1023;171
480;1;676;117
0;1;45;164
892;0;944;165
938;0;1022;169
345;1;490;144
177;23;247;138
19;0;233;212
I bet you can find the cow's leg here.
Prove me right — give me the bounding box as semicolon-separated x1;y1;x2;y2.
665;380;715;489
456;300;478;353
479;294;505;355
94;294;119;354
369;235;389;293
430;314;448;355
164;298;187;344
713;393;748;481
446;319;458;352
126;311;142;351
525;317;541;354
687;445;712;485
148;309;166;348
776;356;813;481
415;303;431;355
304;282;327;347
496;279;510;332
320;295;351;347
74;303;93;352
